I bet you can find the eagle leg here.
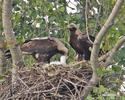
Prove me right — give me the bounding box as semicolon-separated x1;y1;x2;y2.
77;54;83;61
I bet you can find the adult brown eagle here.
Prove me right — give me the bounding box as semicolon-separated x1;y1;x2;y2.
67;23;95;61
6;37;68;63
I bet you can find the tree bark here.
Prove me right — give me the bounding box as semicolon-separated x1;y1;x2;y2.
2;0;24;79
80;0;124;99
0;35;7;75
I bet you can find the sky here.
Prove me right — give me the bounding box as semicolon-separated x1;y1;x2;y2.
23;0;78;14
66;0;78;14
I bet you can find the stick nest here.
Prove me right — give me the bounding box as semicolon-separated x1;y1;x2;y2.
0;63;92;100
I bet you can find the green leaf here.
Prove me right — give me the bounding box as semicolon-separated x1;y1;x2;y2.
0;76;5;83
97;67;103;76
86;94;92;100
99;85;105;93
112;65;121;72
14;7;20;11
98;96;104;100
93;87;98;93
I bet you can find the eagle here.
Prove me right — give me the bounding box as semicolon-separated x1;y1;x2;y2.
67;23;95;61
6;37;68;63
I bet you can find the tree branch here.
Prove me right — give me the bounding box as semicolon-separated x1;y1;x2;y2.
104;36;125;67
85;0;94;44
98;51;111;62
80;0;124;99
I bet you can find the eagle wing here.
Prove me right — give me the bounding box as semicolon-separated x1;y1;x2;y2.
78;34;94;47
20;39;57;54
77;34;95;60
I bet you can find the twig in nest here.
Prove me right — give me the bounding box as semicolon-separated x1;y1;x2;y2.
68;61;85;67
55;78;63;95
62;80;76;100
17;77;29;89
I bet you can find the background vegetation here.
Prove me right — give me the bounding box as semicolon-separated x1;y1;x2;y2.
0;0;125;99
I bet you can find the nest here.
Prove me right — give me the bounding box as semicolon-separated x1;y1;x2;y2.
0;63;93;100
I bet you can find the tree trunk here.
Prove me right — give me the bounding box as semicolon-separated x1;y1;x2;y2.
2;0;24;80
0;36;7;75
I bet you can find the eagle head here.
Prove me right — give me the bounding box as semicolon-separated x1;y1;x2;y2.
67;23;77;31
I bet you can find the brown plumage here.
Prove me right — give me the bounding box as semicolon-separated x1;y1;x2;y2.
6;37;68;63
67;23;95;60
20;37;68;63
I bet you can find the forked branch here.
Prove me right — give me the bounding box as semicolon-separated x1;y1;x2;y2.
80;0;124;99
104;36;125;67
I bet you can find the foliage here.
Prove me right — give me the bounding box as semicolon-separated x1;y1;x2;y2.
114;46;125;65
91;85;125;100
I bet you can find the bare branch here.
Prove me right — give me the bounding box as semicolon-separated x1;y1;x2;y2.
96;0;101;5
85;0;94;44
104;36;125;67
93;5;102;35
98;51;111;62
80;0;124;99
